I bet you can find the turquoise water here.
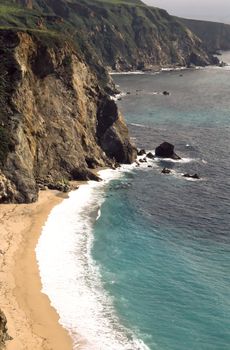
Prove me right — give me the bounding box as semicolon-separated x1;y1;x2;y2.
92;65;230;349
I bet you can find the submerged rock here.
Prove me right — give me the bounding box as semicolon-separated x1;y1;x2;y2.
161;167;171;174
137;149;146;156
183;173;200;179
139;158;147;163
155;142;181;160
146;152;155;159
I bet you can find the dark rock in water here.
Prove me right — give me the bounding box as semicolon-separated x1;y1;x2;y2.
148;165;152;168
137;149;146;156
146;152;155;159
163;91;170;95
219;61;227;67
212;56;220;65
183;173;200;179
126;91;131;95
161;167;171;174
155;142;181;160
139;158;147;163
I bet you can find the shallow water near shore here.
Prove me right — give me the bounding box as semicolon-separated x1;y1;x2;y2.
37;57;230;350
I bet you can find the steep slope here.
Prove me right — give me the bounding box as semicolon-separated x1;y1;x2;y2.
0;0;215;70
179;18;230;52
0;0;218;203
0;29;136;203
0;310;10;350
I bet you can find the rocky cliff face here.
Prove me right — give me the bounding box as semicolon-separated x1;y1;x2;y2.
1;0;215;71
0;0;219;203
179;18;230;52
0;30;136;203
68;1;213;70
0;310;10;349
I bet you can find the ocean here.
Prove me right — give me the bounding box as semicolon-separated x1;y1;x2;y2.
36;53;230;350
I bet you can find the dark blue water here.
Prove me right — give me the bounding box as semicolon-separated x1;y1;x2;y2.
92;63;230;350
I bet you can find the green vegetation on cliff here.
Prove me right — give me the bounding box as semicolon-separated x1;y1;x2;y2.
0;0;213;70
0;0;218;203
179;17;230;52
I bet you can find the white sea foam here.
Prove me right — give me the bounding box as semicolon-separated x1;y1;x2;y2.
110;71;145;75
110;92;126;101
36;168;150;350
96;208;101;221
154;156;195;164
161;66;187;72
130;123;146;128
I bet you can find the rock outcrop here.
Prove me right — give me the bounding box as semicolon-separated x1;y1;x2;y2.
0;310;10;349
183;173;200;179
0;29;136;203
155;142;181;160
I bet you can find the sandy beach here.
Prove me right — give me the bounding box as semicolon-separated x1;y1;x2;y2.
0;190;73;350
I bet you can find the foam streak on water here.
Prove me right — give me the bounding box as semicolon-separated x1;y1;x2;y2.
36;168;150;350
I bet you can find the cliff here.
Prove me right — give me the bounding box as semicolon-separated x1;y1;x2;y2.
179;18;230;52
0;0;218;203
0;0;215;71
0;29;136;203
0;310;10;349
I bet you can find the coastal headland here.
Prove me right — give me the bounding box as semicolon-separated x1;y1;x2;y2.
0;0;228;348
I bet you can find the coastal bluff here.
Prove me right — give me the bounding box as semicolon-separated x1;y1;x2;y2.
0;29;136;203
1;0;216;71
179;18;230;52
0;0;220;203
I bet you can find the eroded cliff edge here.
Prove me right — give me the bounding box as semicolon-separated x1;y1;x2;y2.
0;30;136;203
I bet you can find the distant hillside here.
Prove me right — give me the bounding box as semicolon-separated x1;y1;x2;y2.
0;0;214;70
179;18;230;52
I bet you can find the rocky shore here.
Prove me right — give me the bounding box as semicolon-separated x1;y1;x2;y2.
0;0;223;348
0;29;136;204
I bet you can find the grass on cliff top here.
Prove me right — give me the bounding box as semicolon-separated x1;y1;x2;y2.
0;4;22;14
0;2;39;28
93;0;144;5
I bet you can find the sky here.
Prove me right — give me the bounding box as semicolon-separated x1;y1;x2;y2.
143;0;230;23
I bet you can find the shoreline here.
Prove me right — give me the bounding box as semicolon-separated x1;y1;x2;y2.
0;190;73;350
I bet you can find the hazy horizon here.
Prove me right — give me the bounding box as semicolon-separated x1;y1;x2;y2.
143;0;230;23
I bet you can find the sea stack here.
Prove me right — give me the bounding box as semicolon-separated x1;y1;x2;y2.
155;142;181;160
